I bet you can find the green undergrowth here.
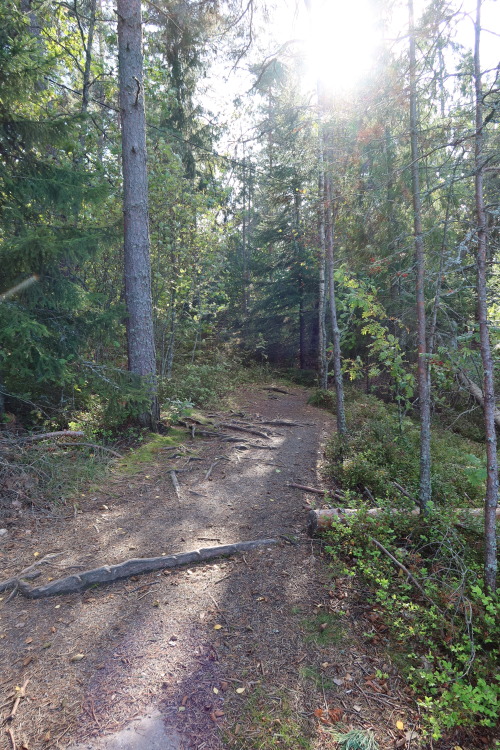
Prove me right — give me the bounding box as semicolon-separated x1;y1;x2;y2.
322;389;489;509
224;687;311;750
317;389;500;740
302;610;346;646
160;354;263;408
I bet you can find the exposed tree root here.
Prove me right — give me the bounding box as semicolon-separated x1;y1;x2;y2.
3;540;277;599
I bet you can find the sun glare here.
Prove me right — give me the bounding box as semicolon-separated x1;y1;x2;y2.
304;0;378;92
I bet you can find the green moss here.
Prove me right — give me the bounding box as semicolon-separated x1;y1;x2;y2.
302;611;346;646
118;428;185;474
224;687;311;750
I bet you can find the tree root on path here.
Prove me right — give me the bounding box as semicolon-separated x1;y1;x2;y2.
1;540;277;599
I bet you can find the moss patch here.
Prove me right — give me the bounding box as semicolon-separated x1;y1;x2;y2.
118;428;185;474
224;687;311;750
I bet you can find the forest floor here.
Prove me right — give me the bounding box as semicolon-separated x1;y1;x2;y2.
0;385;422;750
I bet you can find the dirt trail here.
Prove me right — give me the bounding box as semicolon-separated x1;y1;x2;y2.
0;386;417;750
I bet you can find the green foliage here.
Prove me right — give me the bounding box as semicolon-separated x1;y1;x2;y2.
160;355;246;407
328;728;379;750
307;389;336;410
326;392;488;507
225;687;311;750
324;512;500;738
302;611;345;646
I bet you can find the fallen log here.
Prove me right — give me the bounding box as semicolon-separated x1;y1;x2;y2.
22;430;85;443
307;506;500;536
262;386;289;394
457;370;500;430
12;539;277;599
58;442;122;458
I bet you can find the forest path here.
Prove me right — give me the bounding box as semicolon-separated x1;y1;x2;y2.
0;386;416;750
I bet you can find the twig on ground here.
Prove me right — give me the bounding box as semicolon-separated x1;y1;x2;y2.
21;431;84;443
4;678;30;724
57;442;122;458
288;482;326;495
5;726;16;750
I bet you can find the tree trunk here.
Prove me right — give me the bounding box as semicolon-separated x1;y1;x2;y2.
117;0;158;429
474;0;498;592
317;165;328;389
324;161;347;440
81;0;97;114
299;275;306;369
409;0;431;510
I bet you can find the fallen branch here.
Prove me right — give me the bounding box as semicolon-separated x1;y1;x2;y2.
217;423;270;439
169;470;181;500
58;442;122;458
288;482;327;495
22;430;85;443
4;678;30;724
5;726;16;750
369;537;444;613
262;386;289;394
13;540;277;598
235;443;278;450
392;481;416;502
457;369;500;430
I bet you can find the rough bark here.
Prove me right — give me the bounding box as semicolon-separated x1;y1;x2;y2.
474;0;498;592
317;165;328;389
81;0;96;114
409;0;431;510
324;165;347;440
117;0;159;429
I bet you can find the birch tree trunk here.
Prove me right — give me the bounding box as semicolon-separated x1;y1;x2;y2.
117;0;159;429
474;0;498;592
409;0;431;510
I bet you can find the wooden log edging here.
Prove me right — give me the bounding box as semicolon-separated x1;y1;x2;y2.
12;539;277;599
307;506;500;536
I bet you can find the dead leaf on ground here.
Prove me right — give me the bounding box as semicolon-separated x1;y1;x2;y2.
328;708;343;723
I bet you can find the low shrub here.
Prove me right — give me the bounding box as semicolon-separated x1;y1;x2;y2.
323;512;500;739
325;393;488;508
